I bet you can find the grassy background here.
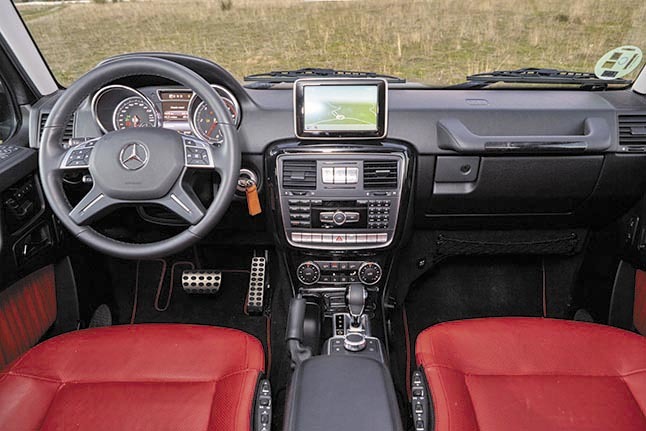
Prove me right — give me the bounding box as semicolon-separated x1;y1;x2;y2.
15;0;646;86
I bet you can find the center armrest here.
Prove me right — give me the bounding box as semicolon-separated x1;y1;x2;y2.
283;355;403;431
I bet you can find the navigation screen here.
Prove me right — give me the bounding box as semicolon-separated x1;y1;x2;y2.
295;79;387;139
303;85;378;132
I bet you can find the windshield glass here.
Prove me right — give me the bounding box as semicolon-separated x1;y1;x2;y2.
13;0;646;87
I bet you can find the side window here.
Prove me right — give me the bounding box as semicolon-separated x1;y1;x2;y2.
0;80;16;143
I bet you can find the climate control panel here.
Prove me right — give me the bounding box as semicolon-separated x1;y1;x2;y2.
296;261;382;286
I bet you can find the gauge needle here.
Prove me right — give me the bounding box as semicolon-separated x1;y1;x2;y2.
132;115;140;127
207;120;218;137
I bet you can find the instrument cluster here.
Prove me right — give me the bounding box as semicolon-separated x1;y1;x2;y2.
91;84;240;144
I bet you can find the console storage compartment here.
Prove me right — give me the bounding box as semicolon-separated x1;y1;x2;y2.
283;355;403;431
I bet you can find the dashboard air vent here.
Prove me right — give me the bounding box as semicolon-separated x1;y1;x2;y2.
282;160;317;190
618;114;646;152
39;112;75;143
363;160;398;189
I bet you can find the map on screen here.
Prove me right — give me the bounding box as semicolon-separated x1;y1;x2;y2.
303;85;378;131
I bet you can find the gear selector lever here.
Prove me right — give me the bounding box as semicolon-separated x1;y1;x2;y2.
346;283;367;328
344;284;368;351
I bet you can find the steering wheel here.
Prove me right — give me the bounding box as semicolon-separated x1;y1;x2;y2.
39;57;241;259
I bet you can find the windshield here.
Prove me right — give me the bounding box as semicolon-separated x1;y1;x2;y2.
13;0;646;87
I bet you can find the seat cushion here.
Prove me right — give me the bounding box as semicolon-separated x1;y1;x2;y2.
0;324;264;431
416;318;646;431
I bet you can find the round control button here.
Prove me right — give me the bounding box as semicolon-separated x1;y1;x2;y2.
332;211;347;226
344;332;367;352
297;261;320;285
358;262;382;285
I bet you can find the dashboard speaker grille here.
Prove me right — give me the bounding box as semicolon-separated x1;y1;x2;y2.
619;114;646;151
39;112;75;143
363;160;398;189
282;160;317;189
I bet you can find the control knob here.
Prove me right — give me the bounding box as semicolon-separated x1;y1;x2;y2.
332;211;347;226
358;262;382;285
297;261;320;285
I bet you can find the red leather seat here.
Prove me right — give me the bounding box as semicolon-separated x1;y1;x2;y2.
416;318;646;431
0;324;265;431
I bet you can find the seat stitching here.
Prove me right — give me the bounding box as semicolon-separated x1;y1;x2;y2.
463;375;481;431
36;382;64;430
619;375;646;424
2;367;262;386
418;362;646;378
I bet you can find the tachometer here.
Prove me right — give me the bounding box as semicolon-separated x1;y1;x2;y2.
191;98;238;143
113;96;158;130
188;85;240;144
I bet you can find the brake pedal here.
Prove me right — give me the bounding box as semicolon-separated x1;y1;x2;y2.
182;270;221;294
246;256;266;315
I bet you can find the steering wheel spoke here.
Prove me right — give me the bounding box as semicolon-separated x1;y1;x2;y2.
155;178;206;225
69;184;116;225
58;137;101;170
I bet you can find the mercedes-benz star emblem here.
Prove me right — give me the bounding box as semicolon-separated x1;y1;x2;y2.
119;142;149;171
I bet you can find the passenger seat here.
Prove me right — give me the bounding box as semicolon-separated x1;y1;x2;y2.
415;318;646;431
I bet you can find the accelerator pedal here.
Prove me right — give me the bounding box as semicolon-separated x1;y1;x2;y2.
182;270;222;294
246;255;267;315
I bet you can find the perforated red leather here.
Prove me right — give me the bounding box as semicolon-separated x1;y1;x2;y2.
416;318;646;431
0;265;56;369
0;324;264;431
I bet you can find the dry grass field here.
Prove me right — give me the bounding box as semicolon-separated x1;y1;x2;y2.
15;0;646;86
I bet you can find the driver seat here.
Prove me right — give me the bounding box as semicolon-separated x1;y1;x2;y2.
0;324;264;430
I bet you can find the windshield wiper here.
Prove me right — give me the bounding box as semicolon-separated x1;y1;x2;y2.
449;67;632;89
244;67;406;84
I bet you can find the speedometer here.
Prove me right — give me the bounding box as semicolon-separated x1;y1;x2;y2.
113;97;158;130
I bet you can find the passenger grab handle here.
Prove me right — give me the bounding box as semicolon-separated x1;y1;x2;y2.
437;117;611;153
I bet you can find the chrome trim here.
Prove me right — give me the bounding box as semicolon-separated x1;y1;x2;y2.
80;193;104;213
112;95;160;132
296;261;321;285
357;262;382;286
170;194;191;213
91;85;159;133
277;151;406;251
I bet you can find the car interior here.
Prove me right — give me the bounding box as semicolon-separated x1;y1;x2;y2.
2;2;646;430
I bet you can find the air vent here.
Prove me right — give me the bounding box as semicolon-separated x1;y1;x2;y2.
282;160;317;190
39;112;75;143
363;160;398;189
618;114;646;152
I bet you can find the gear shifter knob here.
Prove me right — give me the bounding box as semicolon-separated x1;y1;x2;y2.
346;283;366;327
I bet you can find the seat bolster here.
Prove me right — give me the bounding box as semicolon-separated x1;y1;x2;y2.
0;324;265;431
416;317;646;376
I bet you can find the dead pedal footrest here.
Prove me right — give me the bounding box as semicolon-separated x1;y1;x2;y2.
246;256;266;314
182;270;222;294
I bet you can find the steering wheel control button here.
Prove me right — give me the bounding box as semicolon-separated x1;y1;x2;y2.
185;147;209;165
297;261;321;285
63;146;94;169
358;262;382;285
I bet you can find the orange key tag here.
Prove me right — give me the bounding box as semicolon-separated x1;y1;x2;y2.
245;181;262;216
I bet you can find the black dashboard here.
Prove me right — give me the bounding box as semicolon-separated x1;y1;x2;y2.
22;53;646;238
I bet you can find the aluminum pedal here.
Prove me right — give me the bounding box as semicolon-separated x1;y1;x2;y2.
246;256;266;314
182;270;221;294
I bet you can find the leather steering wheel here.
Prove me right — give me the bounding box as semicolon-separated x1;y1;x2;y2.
39;57;241;259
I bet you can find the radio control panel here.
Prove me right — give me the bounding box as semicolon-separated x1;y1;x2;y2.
276;152;406;250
